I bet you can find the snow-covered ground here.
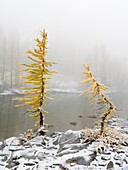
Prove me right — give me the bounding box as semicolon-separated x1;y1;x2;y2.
0;118;128;170
0;87;115;96
0;88;82;96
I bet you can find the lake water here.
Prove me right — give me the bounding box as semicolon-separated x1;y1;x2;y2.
0;91;128;141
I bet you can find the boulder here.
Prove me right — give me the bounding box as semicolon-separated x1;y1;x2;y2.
12;148;36;160
57;130;81;153
24;136;45;146
107;161;114;169
66;155;92;166
4;137;16;146
58;130;81;145
10;137;22;146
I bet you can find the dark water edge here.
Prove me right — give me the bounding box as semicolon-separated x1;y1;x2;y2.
0;91;128;141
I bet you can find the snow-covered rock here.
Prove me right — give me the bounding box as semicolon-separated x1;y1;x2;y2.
0;118;128;169
0;142;4;150
24;136;45;147
4;137;17;146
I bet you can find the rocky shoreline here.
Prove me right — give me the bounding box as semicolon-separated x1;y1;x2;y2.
0;118;128;170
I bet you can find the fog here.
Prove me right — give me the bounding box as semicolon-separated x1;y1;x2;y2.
0;0;128;91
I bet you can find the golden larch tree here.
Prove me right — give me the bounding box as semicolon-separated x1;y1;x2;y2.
14;29;58;133
80;64;116;135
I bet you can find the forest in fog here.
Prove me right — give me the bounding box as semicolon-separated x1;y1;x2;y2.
0;28;128;92
0;0;128;92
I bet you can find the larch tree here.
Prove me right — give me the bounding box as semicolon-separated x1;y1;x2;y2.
80;64;116;135
14;29;58;134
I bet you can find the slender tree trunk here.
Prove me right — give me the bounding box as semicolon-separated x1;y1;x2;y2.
100;112;108;135
40;40;45;127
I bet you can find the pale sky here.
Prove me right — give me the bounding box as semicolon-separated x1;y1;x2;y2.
0;0;128;71
1;0;128;46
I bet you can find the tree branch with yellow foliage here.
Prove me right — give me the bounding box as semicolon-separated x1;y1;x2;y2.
80;64;116;135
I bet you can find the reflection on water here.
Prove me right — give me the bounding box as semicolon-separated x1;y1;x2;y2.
0;92;128;141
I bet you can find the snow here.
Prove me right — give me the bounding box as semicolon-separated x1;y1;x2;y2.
0;118;128;169
0;90;14;95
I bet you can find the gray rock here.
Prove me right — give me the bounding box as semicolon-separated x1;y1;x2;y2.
0;142;4;150
47;145;58;150
36;152;45;161
66;155;93;166
98;161;107;166
57;130;81;154
53;135;60;145
102;151;111;155
70;143;88;151
70;122;77;126
124;129;128;135
107;161;114;169
52;137;60;146
0;146;11;157
117;149;125;154
24;161;37;166
88;152;97;162
101;155;111;161
24;136;45;146
12;148;36;160
6;152;16;169
12;150;21;160
58;130;81;145
52;163;67;170
125;152;128;157
21;148;36;160
6;160;16;169
4;137;16;146
123;157;128;164
58;143;88;154
115;160;122;167
66;156;86;165
50;132;62;145
57;149;78;157
9;146;24;152
0;155;8;162
10;137;22;146
114;154;122;160
13;157;26;164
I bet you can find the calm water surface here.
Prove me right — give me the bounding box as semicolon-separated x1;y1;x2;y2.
0;92;128;141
